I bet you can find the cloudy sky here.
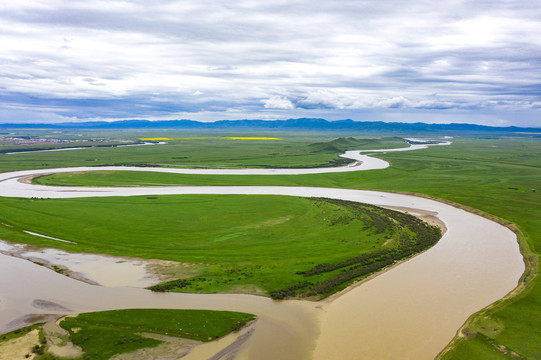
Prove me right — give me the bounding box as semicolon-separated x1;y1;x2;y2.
1;0;540;126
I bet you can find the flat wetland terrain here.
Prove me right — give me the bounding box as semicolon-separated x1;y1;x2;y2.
1;131;540;359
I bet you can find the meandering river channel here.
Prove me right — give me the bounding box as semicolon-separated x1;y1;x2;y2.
0;141;524;359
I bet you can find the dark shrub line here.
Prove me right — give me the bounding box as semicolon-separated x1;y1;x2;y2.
271;198;442;299
269;281;313;300
148;279;191;292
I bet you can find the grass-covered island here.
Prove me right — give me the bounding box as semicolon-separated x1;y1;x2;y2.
0;309;255;360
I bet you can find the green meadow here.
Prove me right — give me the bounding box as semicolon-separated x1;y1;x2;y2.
1;133;540;358
20;309;254;360
26;135;541;358
0;194;438;298
0;135;407;172
54;309;255;360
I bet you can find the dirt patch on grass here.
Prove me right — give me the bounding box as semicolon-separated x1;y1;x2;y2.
238;215;294;230
220;284;267;296
110;333;201;360
381;205;447;234
0;329;39;359
146;260;202;283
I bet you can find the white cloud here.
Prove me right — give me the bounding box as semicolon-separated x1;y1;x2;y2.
375;96;411;109
263;96;295;109
0;0;540;126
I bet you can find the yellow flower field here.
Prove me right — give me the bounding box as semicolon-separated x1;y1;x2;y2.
139;137;282;141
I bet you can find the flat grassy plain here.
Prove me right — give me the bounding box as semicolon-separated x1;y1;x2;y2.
24;309;254;360
0;134;407;172
28;136;541;359
0;194;438;298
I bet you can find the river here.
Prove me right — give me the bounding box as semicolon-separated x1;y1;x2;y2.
0;140;524;359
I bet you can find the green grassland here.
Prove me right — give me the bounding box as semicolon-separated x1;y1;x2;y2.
0;195;439;299
0;141;137;155
0;135;407;172
55;309;255;360
1;133;540;358
23;309;254;360
27;136;541;358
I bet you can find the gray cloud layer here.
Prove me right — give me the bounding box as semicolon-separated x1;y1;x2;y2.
1;0;540;126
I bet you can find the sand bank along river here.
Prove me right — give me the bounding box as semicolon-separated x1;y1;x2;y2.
0;140;525;359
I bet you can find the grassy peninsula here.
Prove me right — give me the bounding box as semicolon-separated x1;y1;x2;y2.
0;194;439;299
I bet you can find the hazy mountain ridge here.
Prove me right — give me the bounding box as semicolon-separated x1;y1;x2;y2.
1;118;539;133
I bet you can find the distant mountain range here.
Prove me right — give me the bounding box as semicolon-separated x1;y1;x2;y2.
1;118;540;133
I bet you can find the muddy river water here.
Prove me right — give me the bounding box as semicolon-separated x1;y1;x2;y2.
0;141;525;359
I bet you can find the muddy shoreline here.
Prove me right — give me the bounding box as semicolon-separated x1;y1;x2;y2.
0;240;195;288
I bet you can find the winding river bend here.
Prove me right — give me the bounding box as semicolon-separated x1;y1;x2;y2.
0;141;524;359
